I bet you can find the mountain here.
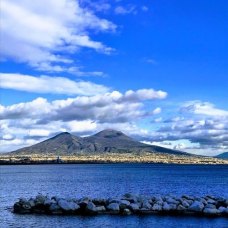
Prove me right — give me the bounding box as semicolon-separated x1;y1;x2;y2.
215;152;228;159
9;129;189;156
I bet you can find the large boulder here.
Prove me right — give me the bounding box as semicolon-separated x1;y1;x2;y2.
152;204;162;211
107;203;120;212
188;201;204;212
96;206;106;213
58;199;79;212
49;203;62;214
163;202;176;211
85;202;98;214
122;208;131;215
128;203;140;212
203;208;219;215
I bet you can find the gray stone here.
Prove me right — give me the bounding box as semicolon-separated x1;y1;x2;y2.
49;203;62;214
58;199;79;212
203;208;219;215
218;206;226;213
96;206;106;213
199;198;207;205
44;198;53;206
153;196;163;202
204;204;216;209
35;195;46;204
120;200;130;206
188;201;204;212
152;204;162;211
163;202;176;211
107;203;120;212
86;202;97;214
225;199;228;206
128;203;140;211
92;198;106;206
165;197;179;205
181;200;190;208
142;201;152;210
182;195;194;201
177;204;186;211
122;208;131;215
207;199;216;204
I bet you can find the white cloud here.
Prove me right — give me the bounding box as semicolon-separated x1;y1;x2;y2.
181;101;228;116
0;73;109;95
114;5;137;15
145;101;228;155
0;0;116;72
0;87;167;152
0;89;166;122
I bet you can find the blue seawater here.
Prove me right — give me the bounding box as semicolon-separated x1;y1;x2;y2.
0;164;228;227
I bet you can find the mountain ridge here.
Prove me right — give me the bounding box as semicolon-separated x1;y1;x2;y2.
8;129;189;156
215;152;228;159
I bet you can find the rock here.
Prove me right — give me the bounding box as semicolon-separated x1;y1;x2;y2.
177;204;186;211
153;196;163;202
188;201;204;212
120;200;130;206
152;204;162;211
225;199;228;206
181;200;190;208
142;201;152;210
122;193;138;203
182;195;194;201
203;208;219;215
44;198;53;207
28;199;35;208
58;199;79;212
199;198;207;205
155;200;163;206
122;208;131;215
207;199;216;204
218;206;226;213
86;202;97;214
78;198;90;209
128;203;140;211
92;198;106;206
96;206;106;213
107;203;120;212
108;199;121;204
165;197;179;205
204;204;216;209
49;203;62;214
14;202;31;214
163;202;176;211
35;195;46;205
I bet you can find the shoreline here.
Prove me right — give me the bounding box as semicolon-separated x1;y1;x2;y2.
0;153;227;165
1;161;228;166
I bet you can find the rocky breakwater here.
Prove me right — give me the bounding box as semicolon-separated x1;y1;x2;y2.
13;194;228;217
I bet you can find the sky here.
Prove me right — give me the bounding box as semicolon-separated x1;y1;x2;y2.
0;0;228;155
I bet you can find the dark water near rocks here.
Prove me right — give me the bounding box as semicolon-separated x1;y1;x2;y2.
0;164;228;228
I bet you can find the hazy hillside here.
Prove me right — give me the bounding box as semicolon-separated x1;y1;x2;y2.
215;152;228;159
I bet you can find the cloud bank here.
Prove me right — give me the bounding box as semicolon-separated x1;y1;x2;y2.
0;88;167;152
1;0;116;73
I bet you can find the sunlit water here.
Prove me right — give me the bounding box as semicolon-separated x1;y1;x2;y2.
0;164;228;228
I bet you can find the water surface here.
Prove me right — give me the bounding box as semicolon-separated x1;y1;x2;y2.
0;164;228;227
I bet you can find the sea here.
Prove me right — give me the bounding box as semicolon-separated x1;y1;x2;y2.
0;164;228;228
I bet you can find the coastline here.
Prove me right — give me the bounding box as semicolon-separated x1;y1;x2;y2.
1;153;227;165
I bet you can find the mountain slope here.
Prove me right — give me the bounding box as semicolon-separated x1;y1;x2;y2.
9;129;189;156
215;152;228;159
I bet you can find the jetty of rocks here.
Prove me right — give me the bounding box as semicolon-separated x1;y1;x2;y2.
13;194;228;217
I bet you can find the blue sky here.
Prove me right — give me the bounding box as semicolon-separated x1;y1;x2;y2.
0;0;228;155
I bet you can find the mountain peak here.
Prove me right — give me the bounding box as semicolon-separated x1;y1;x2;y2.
93;129;127;138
